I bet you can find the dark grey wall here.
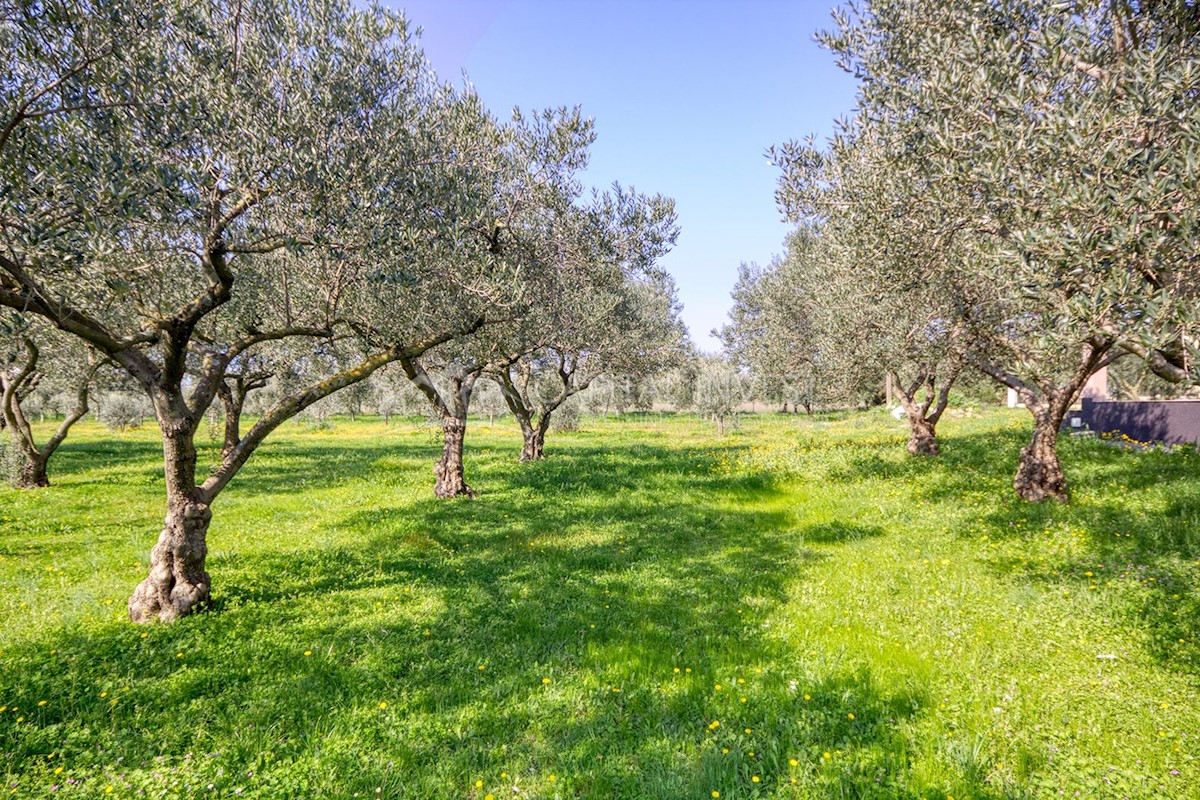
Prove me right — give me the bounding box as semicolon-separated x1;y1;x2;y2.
1081;398;1200;445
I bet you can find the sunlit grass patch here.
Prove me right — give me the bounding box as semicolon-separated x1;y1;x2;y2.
0;411;1197;798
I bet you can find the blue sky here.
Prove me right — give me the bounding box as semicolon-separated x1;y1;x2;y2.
384;0;859;351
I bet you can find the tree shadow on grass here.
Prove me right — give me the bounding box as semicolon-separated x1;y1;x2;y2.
797;521;886;544
0;438;1010;799
852;428;1200;676
807;423;1200;676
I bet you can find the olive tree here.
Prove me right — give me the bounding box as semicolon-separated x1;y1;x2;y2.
0;322;103;487
1;0;524;621
490;187;683;461
394;106;606;494
693;357;744;436
772;129;974;455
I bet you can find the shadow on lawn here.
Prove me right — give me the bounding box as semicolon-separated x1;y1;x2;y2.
0;437;1007;799
823;424;1200;673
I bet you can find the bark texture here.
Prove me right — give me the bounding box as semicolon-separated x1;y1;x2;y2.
127;499;212;623
891;363;961;459
434;414;475;498
400;357;481;497
905;414;939;456
520;417;550;462
971;338;1112;504
493;351;590;463
1013;409;1067;502
129;419;212;621
14;455;50;488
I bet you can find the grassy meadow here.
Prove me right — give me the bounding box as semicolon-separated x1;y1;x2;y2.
0;410;1197;799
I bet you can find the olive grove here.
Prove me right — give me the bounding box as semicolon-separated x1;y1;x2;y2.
0;0;675;620
767;0;1200;501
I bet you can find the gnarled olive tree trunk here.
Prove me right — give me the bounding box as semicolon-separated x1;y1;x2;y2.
399;357;481;498
519;414;551;462
434;413;475;498
891;363;961;457
1012;398;1070;503
492;352;588;463
1;338;97;489
127;339;432;623
128;418;212;622
904;412;939;456
972;338;1112;503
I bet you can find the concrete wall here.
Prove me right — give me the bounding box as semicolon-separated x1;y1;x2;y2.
1080;397;1200;445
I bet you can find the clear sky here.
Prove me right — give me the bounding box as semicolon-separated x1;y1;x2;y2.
381;0;860;352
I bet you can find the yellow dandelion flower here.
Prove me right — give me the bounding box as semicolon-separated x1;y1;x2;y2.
548;774;556;782
475;780;483;788
37;700;46;707
712;792;720;798
740;697;747;703
751;775;760;783
709;720;720;729
304;650;312;657
822;752;831;760
685;668;692;673
848;713;855;720
478;664;486;671
673;667;680;673
714;684;722;691
744;728;751;734
804;694;811;700
789;758;798;766
486;795;494;800
542;677;551;684
500;772;507;779
378;701;388;709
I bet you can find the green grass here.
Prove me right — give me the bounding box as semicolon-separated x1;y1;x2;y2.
0;410;1197;799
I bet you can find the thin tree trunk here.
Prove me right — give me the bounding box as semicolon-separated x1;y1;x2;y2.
218;384;243;461
2;339;96;488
